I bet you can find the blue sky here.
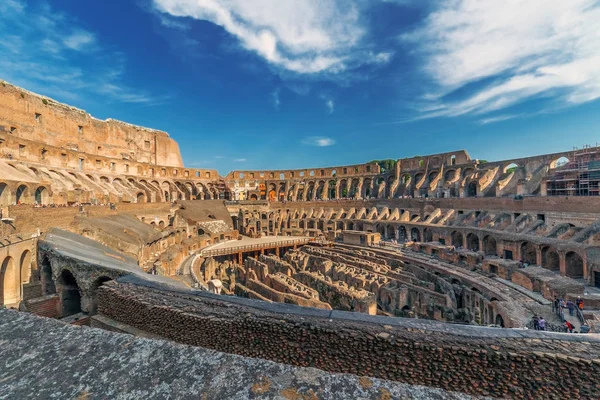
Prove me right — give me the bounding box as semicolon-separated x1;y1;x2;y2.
1;0;600;173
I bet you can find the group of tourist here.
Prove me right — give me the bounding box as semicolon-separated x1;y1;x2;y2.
553;296;584;316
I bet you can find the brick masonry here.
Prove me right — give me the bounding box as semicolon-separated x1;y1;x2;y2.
97;280;600;399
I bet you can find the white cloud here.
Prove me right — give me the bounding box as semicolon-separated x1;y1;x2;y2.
152;0;392;75
406;0;600;117
478;115;517;125
302;137;335;147
271;88;281;109
63;31;96;51
0;1;161;105
233;158;247;162
319;93;335;114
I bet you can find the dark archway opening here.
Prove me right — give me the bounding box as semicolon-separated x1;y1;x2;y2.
520;242;537;265
483;236;497;256
466;233;480;252
59;270;81;317
467;181;477;197
565;251;584;279
41;256;56;295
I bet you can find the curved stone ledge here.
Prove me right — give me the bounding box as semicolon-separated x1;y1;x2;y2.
98;277;600;398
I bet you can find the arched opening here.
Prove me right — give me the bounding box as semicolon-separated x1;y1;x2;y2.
59;269;81;317
411;228;421;242
158;220;165;228
19;250;32;285
0;256;19;305
16;184;28;204
89;276;113;315
495;314;505;328
541;247;560;272
503;163;519;174
40;256;56;295
444;170;456;181
137;192;146;203
466;233;480;251
0;182;11;205
34;186;49;205
423;228;433;242
451;231;464;248
250;194;258;200
467;181;477;197
386;225;395;240
551;157;570;169
565;251;584;279
483;236;497;256
398;226;407;241
520;241;537;265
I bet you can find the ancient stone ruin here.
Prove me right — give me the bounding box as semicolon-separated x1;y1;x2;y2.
2;80;600;398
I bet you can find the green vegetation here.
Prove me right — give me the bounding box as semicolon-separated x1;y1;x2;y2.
20;93;24;99
42;99;48;105
369;159;397;173
479;159;488;164
506;167;517;174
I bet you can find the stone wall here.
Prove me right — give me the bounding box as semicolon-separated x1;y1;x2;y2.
0;81;183;167
97;281;600;399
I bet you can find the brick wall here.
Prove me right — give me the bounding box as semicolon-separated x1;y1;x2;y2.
23;294;58;318
97;281;600;399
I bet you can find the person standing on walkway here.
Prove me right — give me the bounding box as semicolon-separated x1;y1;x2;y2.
538;317;546;331
532;316;540;330
552;297;558;313
567;299;575;316
565;321;574;333
576;296;584;311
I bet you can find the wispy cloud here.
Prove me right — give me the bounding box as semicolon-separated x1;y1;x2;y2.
319;93;335;114
405;0;600;118
233;158;247;162
152;0;393;76
301;137;336;147
478;115;517;125
271;88;281;110
0;0;162;105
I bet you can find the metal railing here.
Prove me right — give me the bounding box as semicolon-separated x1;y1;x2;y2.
200;238;312;257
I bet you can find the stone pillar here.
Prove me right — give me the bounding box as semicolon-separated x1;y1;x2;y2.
540;181;548;196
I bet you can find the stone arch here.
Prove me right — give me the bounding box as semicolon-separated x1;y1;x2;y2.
550;156;570;169
410;227;421;242
444;170;457;181
398;225;407;241
0;182;11;205
0;256;18;305
423;227;433;242
89;276;113;315
136;192;146;203
466;181;477;197
565;251;584;279
15;184;28;204
19;250;32;284
58;269;81;317
520;241;537;264
462;168;475;179
451;231;464;248
40;255;56;295
386;224;396;240
495;314;505;328
483;235;497;256
503;163;519;174
541;246;560;271
34;186;49;205
466;233;480;251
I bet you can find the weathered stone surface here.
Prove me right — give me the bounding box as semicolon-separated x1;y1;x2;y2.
0;309;475;399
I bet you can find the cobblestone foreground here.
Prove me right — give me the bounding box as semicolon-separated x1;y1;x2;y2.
0;309;476;400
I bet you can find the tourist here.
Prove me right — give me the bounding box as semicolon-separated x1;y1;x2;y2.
565;320;575;333
552;296;559;313
576;296;584;311
538;317;546;331
567;299;575;316
532;315;540;330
